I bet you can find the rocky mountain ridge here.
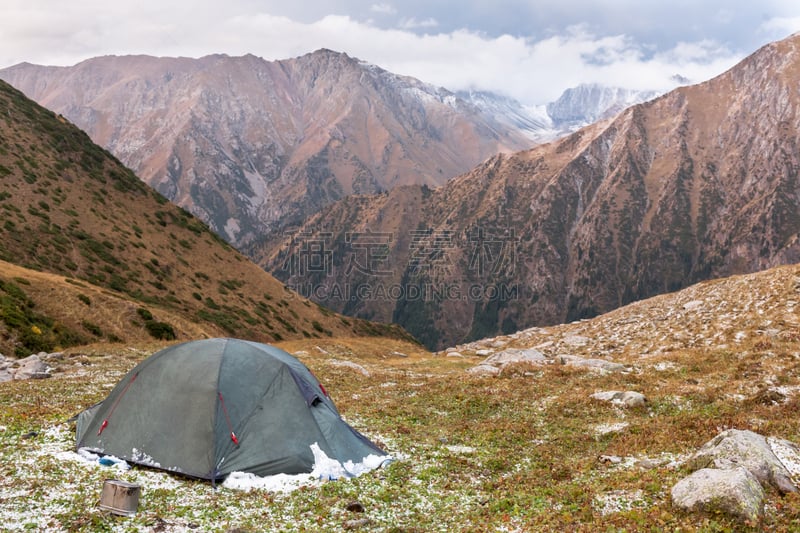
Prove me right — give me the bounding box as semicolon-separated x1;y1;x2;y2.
0;51;535;248
261;34;800;349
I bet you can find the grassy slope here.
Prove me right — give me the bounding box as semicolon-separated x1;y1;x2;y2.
1;264;799;531
0;80;412;356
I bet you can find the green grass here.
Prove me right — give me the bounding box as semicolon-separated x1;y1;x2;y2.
1;326;800;532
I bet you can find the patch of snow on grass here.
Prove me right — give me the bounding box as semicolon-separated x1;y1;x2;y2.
594;422;629;436
768;436;800;485
445;445;476;454
222;442;392;492
593;489;646;515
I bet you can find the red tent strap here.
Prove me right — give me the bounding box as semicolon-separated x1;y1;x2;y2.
97;371;139;436
218;392;239;446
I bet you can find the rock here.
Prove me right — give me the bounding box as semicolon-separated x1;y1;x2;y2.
563;335;589;346
446;351;464;358
682;300;704;311
671;467;764;523
328;359;370;377
13;354;51;380
490;340;508;349
482;348;547;367
467;365;500;377
391;351;408;358
343;518;372;530
591;391;647;408
560;355;627;373
687;429;798;494
475;349;493;356
345;501;366;513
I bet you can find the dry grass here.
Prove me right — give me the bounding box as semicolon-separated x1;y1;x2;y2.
2;262;800;532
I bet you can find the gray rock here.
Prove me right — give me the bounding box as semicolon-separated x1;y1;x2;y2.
671;467;764;523
483;348;547;367
475;349;493;356
343;518;372;530
0;369;12;383
682;300;703;311
467;365;500;377
688;429;798;494
13;354;51;380
563;335;589;346
591;391;647;408
445;351;464;358
560;355;627;373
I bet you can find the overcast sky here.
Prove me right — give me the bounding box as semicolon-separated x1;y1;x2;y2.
3;1;800;104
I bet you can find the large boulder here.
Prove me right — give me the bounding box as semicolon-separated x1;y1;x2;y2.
12;354;51;380
671;467;764;523
687;429;798;494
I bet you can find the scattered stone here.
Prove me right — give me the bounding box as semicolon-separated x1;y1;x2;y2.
445;351;464;358
634;458;662;470
10;354;52;381
750;387;786;405
590;391;647;408
328;359;370;377
687;429;798;494
482;348;547;367
671;467;764;523
682;300;703;311
345;501;366;513
560;355;627;373
391;351;408;358
466;365;500;377
475;349;493;356
446;445;476;454
343;518;372;530
594;422;629;436
598;455;623;464
563;335;589;346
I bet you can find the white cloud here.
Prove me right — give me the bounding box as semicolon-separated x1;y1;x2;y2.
398;17;439;29
370;3;397;15
0;4;753;105
759;16;800;36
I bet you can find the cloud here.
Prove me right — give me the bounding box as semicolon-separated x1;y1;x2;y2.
759;16;800;36
0;3;752;105
370;3;397;15
398;17;439;30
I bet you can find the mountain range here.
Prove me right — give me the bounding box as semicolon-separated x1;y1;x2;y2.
0;51;535;248
259;34;800;349
0;53;657;250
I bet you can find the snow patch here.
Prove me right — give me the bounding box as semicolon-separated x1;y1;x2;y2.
222;442;392;492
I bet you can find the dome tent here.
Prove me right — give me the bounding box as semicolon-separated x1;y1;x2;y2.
75;338;385;481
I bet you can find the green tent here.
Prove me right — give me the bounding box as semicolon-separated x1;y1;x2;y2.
75;338;385;480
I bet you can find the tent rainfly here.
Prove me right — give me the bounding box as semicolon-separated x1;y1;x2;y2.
75;338;386;480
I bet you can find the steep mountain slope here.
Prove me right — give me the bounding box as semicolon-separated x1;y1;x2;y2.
260;34;800;349
0;80;408;356
0;51;534;247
